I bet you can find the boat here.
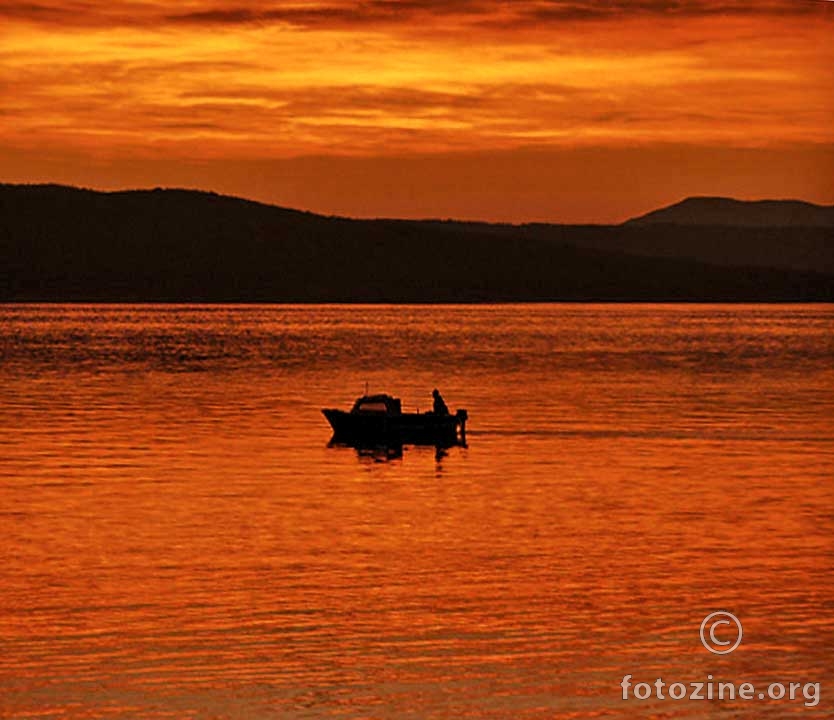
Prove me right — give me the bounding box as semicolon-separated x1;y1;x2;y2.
323;393;468;448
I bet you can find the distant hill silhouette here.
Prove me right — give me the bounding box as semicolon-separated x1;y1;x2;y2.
1;184;832;302
626;196;834;228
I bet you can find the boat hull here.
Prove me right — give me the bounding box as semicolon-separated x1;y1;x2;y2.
323;408;466;448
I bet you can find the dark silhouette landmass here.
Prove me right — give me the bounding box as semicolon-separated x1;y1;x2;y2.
627;196;834;228
1;183;832;302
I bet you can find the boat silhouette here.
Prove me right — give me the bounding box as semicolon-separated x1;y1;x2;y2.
323;393;467;448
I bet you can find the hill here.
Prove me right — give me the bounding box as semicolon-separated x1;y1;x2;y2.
1;184;832;302
626;196;834;228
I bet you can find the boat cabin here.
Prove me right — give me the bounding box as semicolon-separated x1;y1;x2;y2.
350;394;402;415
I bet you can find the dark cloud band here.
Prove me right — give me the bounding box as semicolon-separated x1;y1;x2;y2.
1;1;826;30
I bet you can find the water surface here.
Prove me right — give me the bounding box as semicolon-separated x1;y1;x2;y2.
1;304;832;718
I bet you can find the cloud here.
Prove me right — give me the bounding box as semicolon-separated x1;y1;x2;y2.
170;2;829;28
0;1;826;30
0;1;149;28
1;0;831;162
515;1;823;22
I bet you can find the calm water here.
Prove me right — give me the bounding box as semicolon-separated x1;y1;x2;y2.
1;304;832;719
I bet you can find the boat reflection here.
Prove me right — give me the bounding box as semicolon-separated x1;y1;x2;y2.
327;437;466;462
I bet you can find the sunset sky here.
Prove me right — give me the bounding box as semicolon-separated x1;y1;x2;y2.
1;0;832;222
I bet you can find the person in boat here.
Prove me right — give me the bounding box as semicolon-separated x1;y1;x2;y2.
432;388;450;416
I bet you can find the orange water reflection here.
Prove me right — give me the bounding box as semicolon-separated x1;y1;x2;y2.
1;305;832;718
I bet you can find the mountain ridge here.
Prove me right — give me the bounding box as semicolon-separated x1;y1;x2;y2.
626;196;834;228
1;183;832;302
7;183;832;227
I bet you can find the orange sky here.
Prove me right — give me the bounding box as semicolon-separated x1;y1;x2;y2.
1;0;832;222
